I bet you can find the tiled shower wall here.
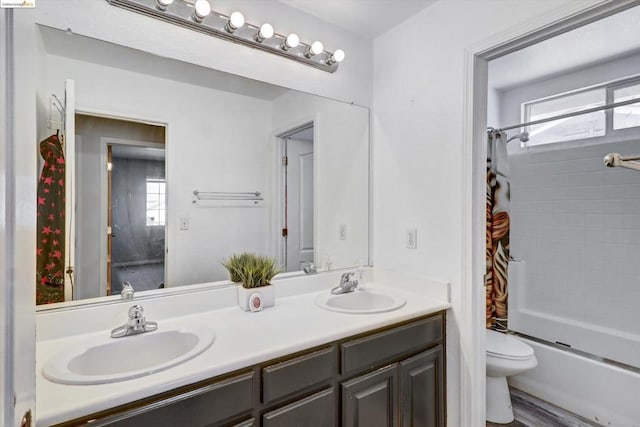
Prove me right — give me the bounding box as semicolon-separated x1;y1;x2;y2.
509;139;640;341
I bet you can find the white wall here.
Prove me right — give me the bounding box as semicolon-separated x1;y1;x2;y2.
272;91;370;271
45;53;274;289
371;1;587;424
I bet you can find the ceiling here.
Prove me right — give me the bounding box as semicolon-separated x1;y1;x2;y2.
112;145;166;162
489;5;640;91
288;126;314;142
277;0;438;39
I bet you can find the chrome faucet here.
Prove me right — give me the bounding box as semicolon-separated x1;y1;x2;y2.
303;263;317;274
111;304;158;338
120;281;134;299
331;272;358;295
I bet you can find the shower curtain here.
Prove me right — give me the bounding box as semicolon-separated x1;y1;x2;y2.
36;134;66;305
486;130;510;331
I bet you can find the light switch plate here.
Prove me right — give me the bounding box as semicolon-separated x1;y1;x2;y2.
406;228;417;249
339;224;347;240
179;217;190;230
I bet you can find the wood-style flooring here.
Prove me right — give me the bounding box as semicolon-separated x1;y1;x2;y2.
486;388;601;427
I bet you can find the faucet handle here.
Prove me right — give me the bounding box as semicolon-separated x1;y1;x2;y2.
128;304;144;319
340;272;355;282
121;282;134;299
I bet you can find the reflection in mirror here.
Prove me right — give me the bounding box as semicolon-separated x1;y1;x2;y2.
74;115;167;301
36;25;369;307
279;124;315;272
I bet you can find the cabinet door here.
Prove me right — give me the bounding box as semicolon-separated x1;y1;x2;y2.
399;346;444;427
342;364;398;427
262;387;335;427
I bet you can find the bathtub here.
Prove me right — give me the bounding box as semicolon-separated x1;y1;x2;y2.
509;337;640;427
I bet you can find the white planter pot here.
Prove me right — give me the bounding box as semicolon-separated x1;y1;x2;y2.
237;285;275;311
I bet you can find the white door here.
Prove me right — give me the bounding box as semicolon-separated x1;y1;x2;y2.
285;138;314;271
64;79;76;301
1;10;36;425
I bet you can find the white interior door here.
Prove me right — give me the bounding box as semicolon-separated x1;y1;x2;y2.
63;79;75;301
285;138;314;271
2;10;36;425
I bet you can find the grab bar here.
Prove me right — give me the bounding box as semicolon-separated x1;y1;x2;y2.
192;190;261;200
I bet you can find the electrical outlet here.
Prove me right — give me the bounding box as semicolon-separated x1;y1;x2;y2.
179;217;190;230
406;228;417;249
339;224;347;240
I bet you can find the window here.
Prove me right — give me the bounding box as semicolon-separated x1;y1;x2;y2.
613;82;640;130
522;77;640;147
146;178;166;226
524;89;606;146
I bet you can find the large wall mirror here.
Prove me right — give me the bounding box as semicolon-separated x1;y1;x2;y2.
36;25;369;307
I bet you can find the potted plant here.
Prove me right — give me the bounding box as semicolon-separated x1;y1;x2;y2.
221;252;253;283
224;253;281;311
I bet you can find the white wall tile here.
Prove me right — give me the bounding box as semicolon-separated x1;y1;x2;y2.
510;138;640;341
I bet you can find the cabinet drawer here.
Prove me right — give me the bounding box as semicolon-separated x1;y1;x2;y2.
263;387;335;427
262;346;335;404
232;418;256;427
340;315;442;376
100;371;254;427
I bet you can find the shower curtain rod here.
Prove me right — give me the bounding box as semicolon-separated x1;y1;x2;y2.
493;97;640;133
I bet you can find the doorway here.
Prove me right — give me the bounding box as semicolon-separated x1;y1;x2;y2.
74;114;166;299
468;2;640;425
107;141;166;295
279;123;314;272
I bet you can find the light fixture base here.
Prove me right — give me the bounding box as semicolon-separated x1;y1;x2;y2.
106;0;340;73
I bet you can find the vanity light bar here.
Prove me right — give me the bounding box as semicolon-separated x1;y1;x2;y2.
106;0;344;73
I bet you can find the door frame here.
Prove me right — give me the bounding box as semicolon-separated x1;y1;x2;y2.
71;108;168;300
461;0;640;424
100;136;166;296
271;117;317;272
281;130;314;272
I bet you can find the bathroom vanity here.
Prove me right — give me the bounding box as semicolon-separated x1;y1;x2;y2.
56;313;444;426
36;270;450;427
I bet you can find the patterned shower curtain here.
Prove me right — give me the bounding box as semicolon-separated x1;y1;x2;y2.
36;134;66;305
486;130;510;331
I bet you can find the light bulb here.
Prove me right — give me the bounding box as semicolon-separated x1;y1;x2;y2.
282;33;299;50
156;0;173;10
305;40;323;58
255;23;274;42
192;0;211;22
225;11;245;32
327;49;345;65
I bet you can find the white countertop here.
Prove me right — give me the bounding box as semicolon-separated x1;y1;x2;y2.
36;269;450;426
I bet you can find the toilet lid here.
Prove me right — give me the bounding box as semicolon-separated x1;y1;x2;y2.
486;329;534;359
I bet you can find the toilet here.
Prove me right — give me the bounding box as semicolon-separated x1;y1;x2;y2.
486;329;537;424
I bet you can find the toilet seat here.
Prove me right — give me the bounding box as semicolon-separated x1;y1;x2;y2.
486;329;534;360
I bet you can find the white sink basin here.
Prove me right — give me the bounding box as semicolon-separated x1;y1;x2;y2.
315;288;406;314
43;326;215;385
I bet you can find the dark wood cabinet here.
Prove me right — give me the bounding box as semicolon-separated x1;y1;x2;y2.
342;364;399;427
400;346;444;427
61;312;445;427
